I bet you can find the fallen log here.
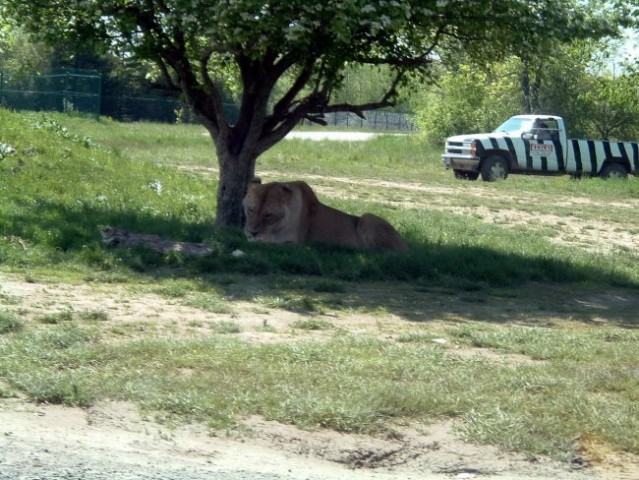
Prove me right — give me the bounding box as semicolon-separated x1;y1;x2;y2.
101;227;215;258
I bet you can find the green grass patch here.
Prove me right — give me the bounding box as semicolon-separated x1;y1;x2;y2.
1;108;637;289
291;318;334;331
210;320;242;334
37;310;74;324
0;331;637;459
0;311;25;334
1;108;639;463
78;309;109;322
183;293;233;314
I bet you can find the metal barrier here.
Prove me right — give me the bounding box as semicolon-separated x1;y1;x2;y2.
0;68;102;117
1;68;414;130
303;110;415;131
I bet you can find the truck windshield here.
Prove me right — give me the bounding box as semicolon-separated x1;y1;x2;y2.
493;117;534;134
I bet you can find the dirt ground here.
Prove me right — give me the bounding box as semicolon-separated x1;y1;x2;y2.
1;276;639;480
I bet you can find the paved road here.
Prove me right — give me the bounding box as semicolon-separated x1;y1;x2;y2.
285;131;397;141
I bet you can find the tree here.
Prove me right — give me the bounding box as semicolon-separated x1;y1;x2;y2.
412;60;524;144
2;0;626;228
580;72;639;140
412;40;639;143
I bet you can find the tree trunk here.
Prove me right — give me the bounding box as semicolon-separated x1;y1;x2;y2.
214;145;257;229
519;59;543;114
530;74;542;112
520;70;532;114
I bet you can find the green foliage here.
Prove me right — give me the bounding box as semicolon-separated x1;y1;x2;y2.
414;38;639;142
579;72;639;140
412;61;523;143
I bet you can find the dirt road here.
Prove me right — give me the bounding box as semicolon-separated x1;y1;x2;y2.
0;396;595;480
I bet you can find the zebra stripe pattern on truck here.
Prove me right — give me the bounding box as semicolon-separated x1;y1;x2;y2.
476;137;639;175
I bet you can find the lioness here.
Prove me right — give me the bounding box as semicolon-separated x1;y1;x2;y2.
243;179;408;251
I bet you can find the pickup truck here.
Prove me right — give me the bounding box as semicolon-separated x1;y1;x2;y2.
442;115;639;181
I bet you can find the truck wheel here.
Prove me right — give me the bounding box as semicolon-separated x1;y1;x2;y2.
454;170;479;180
480;155;508;181
600;163;628;179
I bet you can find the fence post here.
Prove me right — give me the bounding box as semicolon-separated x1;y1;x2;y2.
96;71;102;119
65;70;72;113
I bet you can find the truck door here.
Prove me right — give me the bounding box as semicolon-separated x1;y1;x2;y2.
525;120;565;173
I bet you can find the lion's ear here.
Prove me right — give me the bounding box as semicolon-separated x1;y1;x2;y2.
247;178;262;193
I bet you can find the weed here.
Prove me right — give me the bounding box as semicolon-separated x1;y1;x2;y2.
183;294;233;314
38;324;99;349
12;374;94;407
0;386;17;399
0;292;22;305
79;309;109;322
257;319;277;333
210;320;241;334
291;319;334;331
0;312;24;334
37;310;74;324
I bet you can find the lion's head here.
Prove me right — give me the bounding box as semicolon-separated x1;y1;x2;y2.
242;179;314;244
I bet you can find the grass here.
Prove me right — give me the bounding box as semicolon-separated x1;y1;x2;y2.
1;108;638;464
0;329;637;459
0;311;25;334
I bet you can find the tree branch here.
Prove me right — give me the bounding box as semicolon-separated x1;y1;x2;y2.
153;58;180;92
199;47;224;137
270;58;315;119
256;64;405;156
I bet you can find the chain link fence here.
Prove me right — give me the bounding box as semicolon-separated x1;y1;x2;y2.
0;69;102;117
1;68;415;130
302;110;415;131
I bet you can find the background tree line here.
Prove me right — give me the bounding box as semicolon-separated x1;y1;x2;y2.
412;37;639;143
3;22;637;143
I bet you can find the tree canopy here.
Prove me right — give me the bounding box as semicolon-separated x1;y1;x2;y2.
2;0;630;227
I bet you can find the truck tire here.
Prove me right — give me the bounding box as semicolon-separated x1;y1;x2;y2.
600;163;628;179
454;169;479;180
480;155;509;181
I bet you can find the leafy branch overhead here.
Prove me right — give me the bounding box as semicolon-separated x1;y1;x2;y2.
6;1;622;141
